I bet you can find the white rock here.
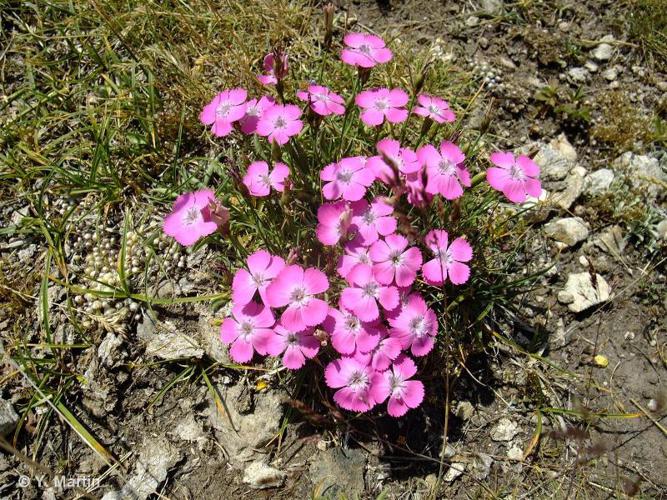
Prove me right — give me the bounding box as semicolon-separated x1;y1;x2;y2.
0;399;19;436
534;142;574;182
584;168;615;195
507;444;524;460
243;462;286;489
444;462;466;482
471;453;494;480
657;219;667;240
171;414;206;443
543;217;590;246
567;67;589;83
614;152;666;199
491;418;519;441
550;166;586;210
595;225;626;256
456;401;474;420
97;332;123;368
557;272;612;313
592;43;613;61
479;0;503;15
602;67;618;81
585;61;599;73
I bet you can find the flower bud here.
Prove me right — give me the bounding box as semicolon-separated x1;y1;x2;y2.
323;3;335;49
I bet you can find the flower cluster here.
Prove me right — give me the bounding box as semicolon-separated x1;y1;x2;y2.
162;29;542;418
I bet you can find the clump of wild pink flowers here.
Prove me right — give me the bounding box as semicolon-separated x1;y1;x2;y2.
160;25;543;420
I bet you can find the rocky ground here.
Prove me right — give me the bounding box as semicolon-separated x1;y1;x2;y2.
1;0;666;498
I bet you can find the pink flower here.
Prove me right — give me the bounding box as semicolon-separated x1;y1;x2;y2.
316;201;352;246
243;161;290;197
199;88;248;137
388;293;438;356
200;88;247;137
239;96;275;134
355;88;409;126
374;354;425;417
340;32;393;68
324;357;382;412
266;265;329;331
256;104;303;145
257;52;288;86
270;324;320;369
296;84;345;116
413;94;455;123
369;235;423;287
376;138;421;174
220;302;276;363
232;250;286;306
366;155;397;185
163;189;220;246
350;198;397;246
337;236;373;278
487;152;541;203
324;307;381;355
405;170;432;208
360;330;403;371
320;156;374;201
422;229;472;285
340;264;399;322
417;141;471;200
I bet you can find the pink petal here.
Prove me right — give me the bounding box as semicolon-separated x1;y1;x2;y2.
448;261;470;285
378;286;399;311
360;109;385;127
411;335;434;357
517;155;540;177
230;339;254;363
373;261;396;285
220;318;239;344
355;90;377;108
421;258;446;285
490;151;516;169
324;359;347;388
355;296;380;322
439;141;465;164
232;269;257;305
303;268;329;295
486;166;511;191
281;306;306;332
385;108;408;124
503;179;528;203
449;237;473;262
283;346;306;369
525;178;542;198
388;88;409;107
387;396;409;417
303;298;329;326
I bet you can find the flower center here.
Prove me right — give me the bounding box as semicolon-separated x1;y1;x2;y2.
436;249;453;265
239;321;254;338
183;206;202;225
389;373;406;395
358;44;371;54
362;282;379;299
246;105;260;117
274;116;287;129
374;98;389;111
437;159;456;176
216;102;232;117
348;370;369;390
260;174;272;187
509;164;526;181
252;272;266;288
337;170;354;183
289;286;309;306
362;210;376;225
344;314;361;332
313;92;329;102
286;333;299;346
409;315;427;337
389;250;403;266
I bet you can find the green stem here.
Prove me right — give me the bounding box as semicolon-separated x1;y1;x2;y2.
470;171;487;188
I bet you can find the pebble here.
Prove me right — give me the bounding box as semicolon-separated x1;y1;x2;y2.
584;168;615;196
444;462;466;482
558;272;612;313
0;399;19;436
491;418;519;441
567;67;589;83
592;42;613;62
507;444;524;461
543;217;590;247
602;67;618;81
456;401;475;421
585;61;599;73
242;462;286;490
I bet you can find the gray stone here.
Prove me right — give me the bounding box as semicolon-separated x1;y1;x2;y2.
479;0;503;15
143;319;204;361
444;463;466;482
585;61;599;73
507;444;524;460
97;332;123;368
567;67;589;83
534;140;575;182
0;399;19;436
557;272;612;313
595;225;626;256
170;414;206;443
543;217;590;246
196;305;231;364
491;418;519;441
550;166;586;210
584;169;615;196
309;447;366;498
656;219;667;240
602;67;618;81
465;15;480;27
243;462;286;490
471;453;494;480
102;437;181;500
455;401;474;421
592;43;613;61
208;385;283;465
614;152;666;199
